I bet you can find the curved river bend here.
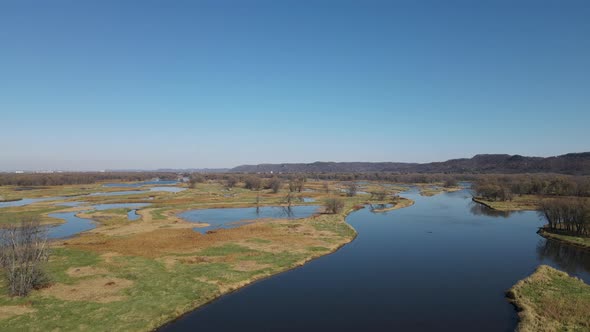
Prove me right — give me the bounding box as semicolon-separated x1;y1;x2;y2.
160;188;590;332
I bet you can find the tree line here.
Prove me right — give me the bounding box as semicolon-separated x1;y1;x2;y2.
474;174;590;201
539;198;590;236
0;172;177;187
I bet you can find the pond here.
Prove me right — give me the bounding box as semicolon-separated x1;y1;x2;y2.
46;212;95;239
102;180;178;187
149;186;186;193
159;188;590;332
46;203;152;238
0;196;65;208
179;205;321;234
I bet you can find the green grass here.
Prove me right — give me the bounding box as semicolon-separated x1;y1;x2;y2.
538;229;590;249
199;243;256;256
0;181;413;331
0;248;242;331
507;265;590;332
246;238;272;244
0;206;66;224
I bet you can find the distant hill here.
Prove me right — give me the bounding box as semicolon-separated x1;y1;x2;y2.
230;152;590;175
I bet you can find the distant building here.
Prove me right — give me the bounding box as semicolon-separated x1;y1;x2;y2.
15;171;24;174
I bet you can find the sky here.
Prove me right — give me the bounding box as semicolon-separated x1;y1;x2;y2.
1;0;589;171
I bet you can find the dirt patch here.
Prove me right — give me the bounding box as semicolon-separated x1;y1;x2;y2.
66;266;109;278
0;305;36;320
101;252;122;264
41;277;133;303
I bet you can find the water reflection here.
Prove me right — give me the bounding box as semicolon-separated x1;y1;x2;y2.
180;205;320;234
469;202;519;218
537;239;590;279
368;203;393;213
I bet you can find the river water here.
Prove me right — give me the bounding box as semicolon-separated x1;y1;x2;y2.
159;188;590;331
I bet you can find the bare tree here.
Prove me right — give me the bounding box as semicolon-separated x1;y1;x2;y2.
0;218;50;297
370;191;387;201
225;176;238;189
324;198;345;214
345;182;358;197
244;176;262;191
289;177;305;193
189;174;205;188
323;182;330;194
266;177;282;194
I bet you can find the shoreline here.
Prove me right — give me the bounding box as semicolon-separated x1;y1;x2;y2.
537;228;590;250
153;200;413;331
472;197;590;250
506;265;590;331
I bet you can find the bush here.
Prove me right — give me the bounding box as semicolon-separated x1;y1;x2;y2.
0;218;50;296
324;198;345;214
265;177;282;193
244;176;262;191
345;183;358;197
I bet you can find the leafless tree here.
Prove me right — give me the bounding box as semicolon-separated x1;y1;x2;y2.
0;218;50;297
225;176;238;189
345;182;358;197
370;191;387;201
289;177;305;193
324;198;345;214
266;177;282;193
244;176;262;191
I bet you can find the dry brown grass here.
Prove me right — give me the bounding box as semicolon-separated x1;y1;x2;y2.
41;277;133;303
507;265;590;332
64;222;278;258
66;266;109;278
0;305;36;320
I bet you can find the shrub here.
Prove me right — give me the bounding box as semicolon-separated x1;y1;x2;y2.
324;198;345;214
0;218;50;296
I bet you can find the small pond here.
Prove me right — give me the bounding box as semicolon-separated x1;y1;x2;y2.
179;205;321;234
47;212;95;239
102;180;178;187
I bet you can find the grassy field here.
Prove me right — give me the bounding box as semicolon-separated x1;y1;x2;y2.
418;185;462;197
0;179;410;331
472;195;542;211
507;265;590;332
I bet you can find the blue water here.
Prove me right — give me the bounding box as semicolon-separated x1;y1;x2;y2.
179;205;321;234
47;212;95;239
103;180;178;187
127;210;141;221
89;190;150;196
149;186;186;193
0;196;65;208
160;189;590;332
91;203;151;211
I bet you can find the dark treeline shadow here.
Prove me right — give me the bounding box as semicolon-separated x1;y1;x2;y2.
537;239;590;277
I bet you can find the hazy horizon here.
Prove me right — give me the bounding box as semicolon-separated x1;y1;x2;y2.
2;1;589;171
1;150;588;172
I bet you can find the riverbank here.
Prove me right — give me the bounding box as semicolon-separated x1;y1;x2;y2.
370;197;414;212
0;180;415;331
471;195;540;211
537;228;590;250
419;186;462;197
507;265;590;332
472;197;590;249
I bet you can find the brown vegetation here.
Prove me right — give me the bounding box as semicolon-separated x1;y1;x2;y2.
0;219;50;296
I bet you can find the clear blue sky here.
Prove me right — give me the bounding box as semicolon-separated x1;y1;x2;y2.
1;0;589;170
